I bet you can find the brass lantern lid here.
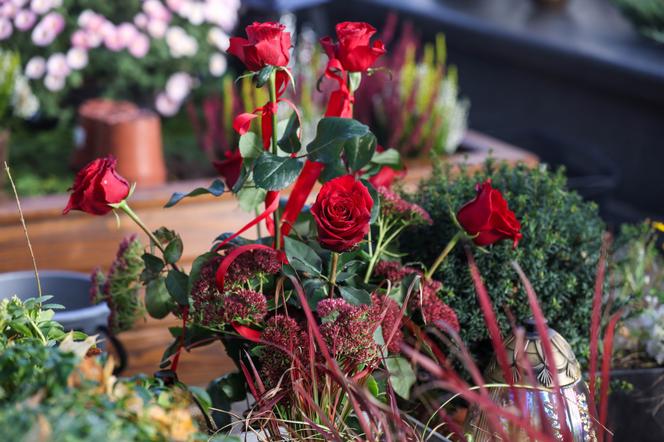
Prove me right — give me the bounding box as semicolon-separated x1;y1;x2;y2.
485;318;582;388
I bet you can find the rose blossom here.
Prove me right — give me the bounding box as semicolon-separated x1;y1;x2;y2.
311;175;374;252
320;21;386;72
14;10;37;31
30;0;53;15
63;156;130;216
43;74;65;91
228;22;291;71
165;72;192;102
25;56;46;79
155;92;179;116
209;53;227;76
128;33;150;58
456;179;522;247
0;19;12;40
213;149;242;188
66;47;88;70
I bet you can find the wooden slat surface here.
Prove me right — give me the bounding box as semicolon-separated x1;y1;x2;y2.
0;130;537;386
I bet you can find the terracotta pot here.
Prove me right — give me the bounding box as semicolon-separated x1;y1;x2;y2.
100;108;167;187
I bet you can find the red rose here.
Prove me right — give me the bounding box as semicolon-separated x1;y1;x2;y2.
456;179;522;247
320;21;386;72
227;22;291;71
213;149;243;189
63;156;130;216
311;175;374;252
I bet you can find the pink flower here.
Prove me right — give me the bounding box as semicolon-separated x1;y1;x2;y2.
205;0;239;31
128;33;150;58
25;56;46;79
1;3;17;19
147;18;167;38
209;53;227;76
155;92;179;116
103;26;124;52
66;47;88;70
133;12;148;29
14;10;37;31
166;0;186;13
77;9;94;27
165;72;192;102
0;19;12;40
44;74;65;91
30;0;53;15
220;288;268;324
259;315;308;389
46;52;69;77
377;186;433;225
12;0;30;8
143;0;171;22
116;22;137;46
31;11;64;46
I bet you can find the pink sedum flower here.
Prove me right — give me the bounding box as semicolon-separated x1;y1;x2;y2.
14;10;37;31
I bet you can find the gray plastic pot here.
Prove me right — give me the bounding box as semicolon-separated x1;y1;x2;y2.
0;270;127;372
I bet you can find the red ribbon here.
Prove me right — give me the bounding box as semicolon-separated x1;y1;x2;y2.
231;321;262;343
213;194;280;253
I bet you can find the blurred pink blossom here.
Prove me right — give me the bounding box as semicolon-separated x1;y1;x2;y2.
66;47;88;70
77;9;94;27
14;9;37;31
12;0;30;8
155;92;179;116
46;52;70;77
205;0;239;30
209;52;227;77
1;3;18;19
128;33;150;58
166;0;186;13
166;26;197;57
207;27;229;51
31;12;64;46
117;22;138;46
25;56;46;79
0;18;12;40
30;0;54;15
143;0;171;22
44;73;65;92
71;29;88;48
133;12;148;29
147;19;167;38
165;72;192;102
103;26;124;52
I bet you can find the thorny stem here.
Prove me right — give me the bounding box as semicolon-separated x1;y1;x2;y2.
4;162;42;298
268;71;282;250
425;231;463;280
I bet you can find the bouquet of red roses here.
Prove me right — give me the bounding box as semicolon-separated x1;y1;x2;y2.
64;20;523;439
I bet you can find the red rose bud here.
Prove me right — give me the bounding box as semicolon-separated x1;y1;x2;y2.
456;179;522;247
227;22;291;71
63;156;130;216
213;149;243;189
320;21;386;72
311;175;374;252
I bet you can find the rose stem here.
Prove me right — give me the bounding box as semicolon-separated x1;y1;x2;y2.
425;231;463;280
329;252;340;296
268;70;282;250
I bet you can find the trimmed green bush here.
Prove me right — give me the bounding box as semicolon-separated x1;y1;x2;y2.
407;160;605;368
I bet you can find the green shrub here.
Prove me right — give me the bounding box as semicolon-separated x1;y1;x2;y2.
406;160;605;368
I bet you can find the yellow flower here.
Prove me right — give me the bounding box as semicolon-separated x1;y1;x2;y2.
653;221;664;233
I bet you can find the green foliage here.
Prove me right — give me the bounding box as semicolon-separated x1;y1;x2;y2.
164;179;225;208
612;0;664;43
252;152;303;191
407;160;605;368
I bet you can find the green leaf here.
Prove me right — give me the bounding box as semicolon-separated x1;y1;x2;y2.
339;286;371;305
141;253;165;282
164;237;183;264
255;65;275;88
165;270;189;306
278;112;301;153
344;132;377;172
306;118;371;164
362;180;381;224
366;374;379;398
146;278;173;319
165;179;225;208
371;148;402;168
319;158;347;182
231;163;250;193
207;371;246;429
284;236;323;275
237;186;267;212
253;152;303;191
239;132;263;159
303;278;328;309
386;356;416;399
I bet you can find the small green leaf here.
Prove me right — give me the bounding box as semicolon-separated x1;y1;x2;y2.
165;270;189;306
164;237;183;264
319;158;347;182
339;286;371;305
284;236;323;275
253;152;303;191
386;356;416;399
146;278;173;319
348;71;362;92
141;253;165;282
366;374;379;397
306;117;371;164
371;148;402;168
362;180;381;224
237;186;267;212
165;179;225;208
344;132;377;172
278;112;301;153
239;132;263;159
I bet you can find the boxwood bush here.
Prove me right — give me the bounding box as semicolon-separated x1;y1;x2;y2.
406;160;605;369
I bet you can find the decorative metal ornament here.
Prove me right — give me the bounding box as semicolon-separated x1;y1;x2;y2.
464;319;598;441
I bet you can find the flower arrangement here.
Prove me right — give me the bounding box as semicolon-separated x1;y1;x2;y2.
58;19;622;441
0;0;240;119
